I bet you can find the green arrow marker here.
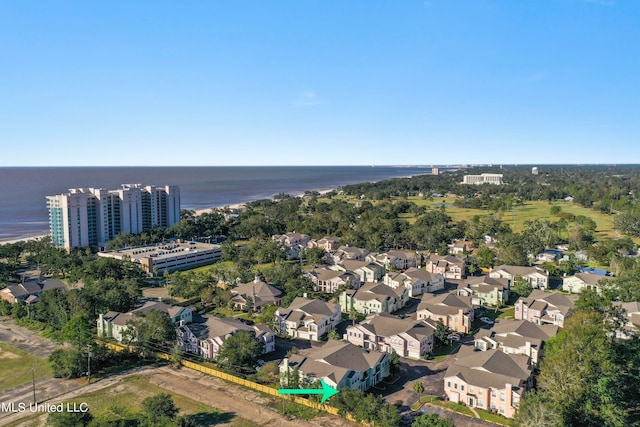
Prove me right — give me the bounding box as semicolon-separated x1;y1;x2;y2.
278;379;340;404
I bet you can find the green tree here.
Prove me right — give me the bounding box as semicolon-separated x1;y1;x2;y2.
216;330;264;373
327;329;340;340
412;381;424;395
141;393;179;425
511;275;533;298
389;350;400;375
59;315;92;351
46;409;93;427
475;246;496;269
434;319;453;346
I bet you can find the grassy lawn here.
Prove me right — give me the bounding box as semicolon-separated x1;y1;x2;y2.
429;342;461;362
477;408;515;426
5;375;258;427
0;342;52;392
415;396;475;417
497;306;515;320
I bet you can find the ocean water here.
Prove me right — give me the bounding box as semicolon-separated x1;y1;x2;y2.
0;166;435;241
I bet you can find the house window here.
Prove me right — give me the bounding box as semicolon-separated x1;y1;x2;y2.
500;393;505;401
454;384;458;389
491;390;496;397
500;406;505;414
447;381;451;388
461;385;464;391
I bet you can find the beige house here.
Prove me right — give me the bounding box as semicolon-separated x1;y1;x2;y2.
417;293;474;334
280;341;390;391
490;265;549;290
562;272;609;294
272;232;311;259
339;282;409;315
345;313;436;359
383;268;445;297
230;276;283;310
425;255;466;279
514;290;577;327
457;276;510;306
304;267;360;293
613;301;640;339
444;350;533;418
274;297;341;341
307;236;341;251
327;246;369;265
474;320;558;365
370;250;418;270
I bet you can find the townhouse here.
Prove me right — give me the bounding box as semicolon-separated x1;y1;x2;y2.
230;276;283;311
345;313;436;359
339;282;409;315
272;232;311;259
332;260;386;283
326;246;369;265
369;250;418;270
562;272;609;294
307;236;341;252
474;320;558;365
0;278;65;304
280;340;390;391
444;349;533;418
417;292;474;334
383;267;445;297
514;290;577;327
97;301;193;342
490;265;549;290
274;297;341;341
457;276;510;306
304;267;360;293
424;255;466;279
177;316;274;359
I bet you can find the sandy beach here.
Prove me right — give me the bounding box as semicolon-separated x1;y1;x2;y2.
0;232;50;245
191;188;336;216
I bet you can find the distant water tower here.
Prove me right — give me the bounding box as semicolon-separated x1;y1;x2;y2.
431;167;439;176
532;167;539;175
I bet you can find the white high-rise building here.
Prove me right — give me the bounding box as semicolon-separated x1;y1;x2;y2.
47;184;181;249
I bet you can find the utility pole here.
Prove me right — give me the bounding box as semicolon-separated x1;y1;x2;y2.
87;345;92;384
32;368;36;405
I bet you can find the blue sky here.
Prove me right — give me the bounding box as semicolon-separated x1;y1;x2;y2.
1;0;638;166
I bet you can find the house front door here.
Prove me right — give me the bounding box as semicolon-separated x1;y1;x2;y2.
469;398;474;406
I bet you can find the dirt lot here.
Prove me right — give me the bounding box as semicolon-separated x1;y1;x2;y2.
0;317;63;359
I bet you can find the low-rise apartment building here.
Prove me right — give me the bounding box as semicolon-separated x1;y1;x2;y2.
280;341;390;391
457;276;510;306
383;268;445;297
474;320;558;365
345;313;436;359
490;265;549;290
444;350;532;418
562;272;609;294
177;316;274;359
417;293;474;334
304;267;360;293
514;290;577;327
424;255;466;280
339;282;409;315
274;297;341;341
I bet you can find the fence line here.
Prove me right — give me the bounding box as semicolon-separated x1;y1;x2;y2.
97;340;370;424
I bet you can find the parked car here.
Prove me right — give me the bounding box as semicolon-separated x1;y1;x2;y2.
447;334;461;341
480;317;495;325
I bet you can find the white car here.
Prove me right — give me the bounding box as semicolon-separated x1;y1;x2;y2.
480;317;495;325
447;334;461;341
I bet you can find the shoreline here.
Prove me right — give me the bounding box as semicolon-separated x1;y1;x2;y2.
1;172;430;243
191;188;337;216
0;232;50;245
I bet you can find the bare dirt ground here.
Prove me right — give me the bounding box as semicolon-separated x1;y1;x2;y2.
141;366;357;427
0;317;63;359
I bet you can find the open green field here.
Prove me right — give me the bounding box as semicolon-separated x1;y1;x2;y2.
7;375;258;427
0;342;52;392
408;197;618;237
